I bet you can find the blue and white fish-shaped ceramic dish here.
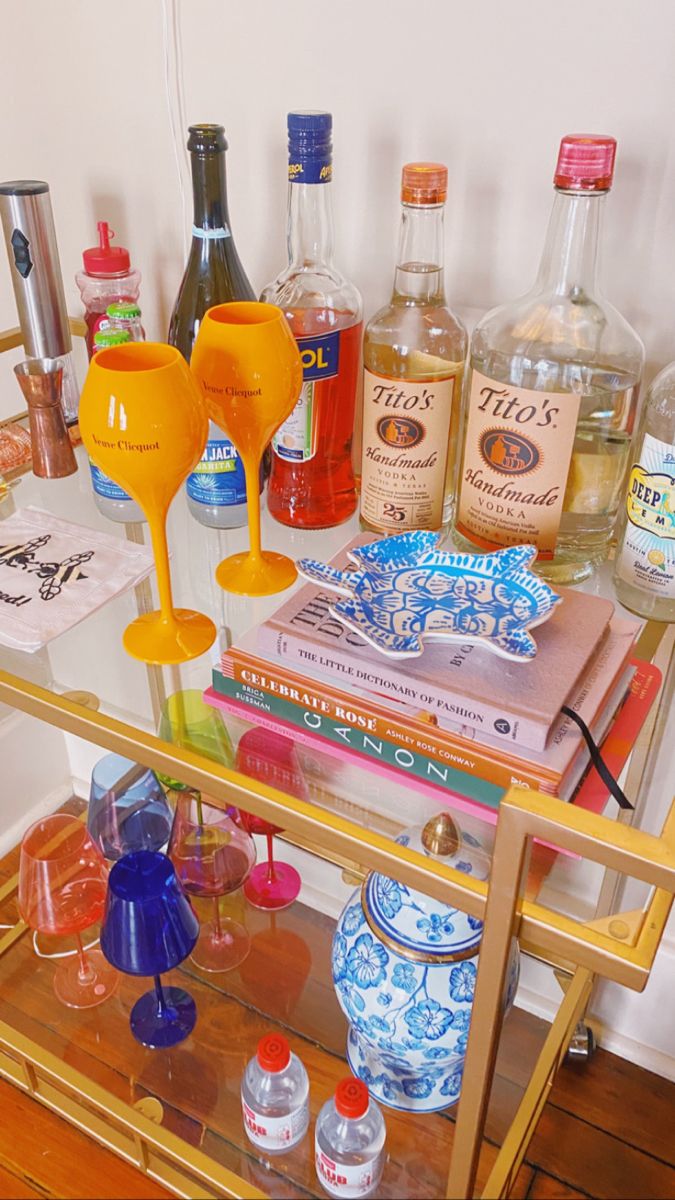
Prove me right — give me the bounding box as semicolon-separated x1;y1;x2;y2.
297;531;561;663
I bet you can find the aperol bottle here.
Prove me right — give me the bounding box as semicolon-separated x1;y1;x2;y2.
261;111;362;529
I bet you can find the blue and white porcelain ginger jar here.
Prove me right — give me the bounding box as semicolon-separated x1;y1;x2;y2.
332;812;519;1114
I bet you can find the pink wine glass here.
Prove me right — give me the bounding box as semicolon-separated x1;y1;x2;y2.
169;793;255;972
236;728;305;911
18;814;119;1009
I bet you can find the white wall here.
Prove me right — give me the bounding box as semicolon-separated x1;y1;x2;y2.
2;0;675;384
1;0;674;1075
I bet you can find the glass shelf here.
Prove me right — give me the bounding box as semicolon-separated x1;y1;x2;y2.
0;800;553;1199
0;446;671;933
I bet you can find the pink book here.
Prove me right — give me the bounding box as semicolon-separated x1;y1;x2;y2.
248;535;615;751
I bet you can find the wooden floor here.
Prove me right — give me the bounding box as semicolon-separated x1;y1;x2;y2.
1;1035;674;1199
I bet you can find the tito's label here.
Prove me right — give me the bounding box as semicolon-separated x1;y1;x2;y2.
360;369;455;531
616;433;675;599
456;370;580;558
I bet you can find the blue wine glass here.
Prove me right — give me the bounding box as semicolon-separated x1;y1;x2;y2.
87;754;173;861
101;851;199;1048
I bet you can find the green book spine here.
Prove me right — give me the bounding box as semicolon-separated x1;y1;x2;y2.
211;668;503;810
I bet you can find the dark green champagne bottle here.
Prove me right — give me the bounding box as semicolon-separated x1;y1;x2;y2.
169;124;255;529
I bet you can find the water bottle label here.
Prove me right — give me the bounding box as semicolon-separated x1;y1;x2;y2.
272;329;340;463
616;433;675;598
242;1099;308;1151
315;1148;382;1197
90;462;132;502
186;438;247;506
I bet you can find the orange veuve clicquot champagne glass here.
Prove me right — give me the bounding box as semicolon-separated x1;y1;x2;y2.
191;301;303;596
79;342;216;664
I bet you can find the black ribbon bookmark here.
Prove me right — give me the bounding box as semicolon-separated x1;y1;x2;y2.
561;705;633;810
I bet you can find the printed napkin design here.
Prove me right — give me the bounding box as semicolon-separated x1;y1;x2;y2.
0;507;155;651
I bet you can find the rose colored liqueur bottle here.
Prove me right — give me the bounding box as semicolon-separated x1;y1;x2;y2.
261;112;362;528
361;164;467;534
454;135;644;583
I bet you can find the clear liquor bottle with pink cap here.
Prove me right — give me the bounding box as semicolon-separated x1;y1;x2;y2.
454;134;644;584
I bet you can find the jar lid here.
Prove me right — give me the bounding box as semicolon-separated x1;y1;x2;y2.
362;813;488;963
94;328;131;348
107;302;141;321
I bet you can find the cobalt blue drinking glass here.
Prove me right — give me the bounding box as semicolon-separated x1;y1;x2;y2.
101;851;199;1048
87;753;173;861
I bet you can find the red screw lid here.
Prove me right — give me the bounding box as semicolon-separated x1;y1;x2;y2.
335;1077;369;1119
257;1034;291;1073
554;134;616;192
82;221;131;276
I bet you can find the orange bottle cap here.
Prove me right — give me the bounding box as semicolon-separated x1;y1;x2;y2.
401;162;448;206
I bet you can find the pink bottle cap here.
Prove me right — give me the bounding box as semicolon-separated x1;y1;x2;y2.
554;135;616;192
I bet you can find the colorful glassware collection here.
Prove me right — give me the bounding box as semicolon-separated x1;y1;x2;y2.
18;715;303;1050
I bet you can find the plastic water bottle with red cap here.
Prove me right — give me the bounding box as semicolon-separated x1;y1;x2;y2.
241;1033;309;1155
76;222;142;358
315;1078;386;1198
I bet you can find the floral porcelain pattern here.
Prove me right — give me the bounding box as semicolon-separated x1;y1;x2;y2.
332;824;520;1113
298;531;561;662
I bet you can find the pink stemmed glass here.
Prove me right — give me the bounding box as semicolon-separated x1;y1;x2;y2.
18;814;119;1009
235;728;306;911
169;793;256;972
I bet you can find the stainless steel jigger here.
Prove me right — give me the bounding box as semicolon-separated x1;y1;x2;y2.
14;358;78;479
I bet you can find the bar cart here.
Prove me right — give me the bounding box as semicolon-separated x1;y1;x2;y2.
0;321;673;1200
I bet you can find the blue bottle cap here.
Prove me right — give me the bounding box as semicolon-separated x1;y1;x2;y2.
288;111;332;184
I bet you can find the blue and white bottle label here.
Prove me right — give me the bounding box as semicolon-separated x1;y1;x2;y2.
617;433;675;599
186;437;248;506
90;462;132;502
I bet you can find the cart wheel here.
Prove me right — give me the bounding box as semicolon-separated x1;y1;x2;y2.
565;1020;597;1063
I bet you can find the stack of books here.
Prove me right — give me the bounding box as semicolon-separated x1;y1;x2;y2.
205;536;661;821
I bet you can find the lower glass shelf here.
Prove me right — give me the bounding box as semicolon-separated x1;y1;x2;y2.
0;802;549;1199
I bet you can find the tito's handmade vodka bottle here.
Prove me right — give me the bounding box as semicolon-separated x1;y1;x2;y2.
360;163;467;534
454;135;644;583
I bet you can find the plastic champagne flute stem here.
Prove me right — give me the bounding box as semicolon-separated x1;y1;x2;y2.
146;509;178;631
266;832;277;885
243;456;263;566
75;932;95;985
